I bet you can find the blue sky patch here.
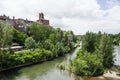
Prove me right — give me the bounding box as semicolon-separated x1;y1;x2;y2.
97;0;120;10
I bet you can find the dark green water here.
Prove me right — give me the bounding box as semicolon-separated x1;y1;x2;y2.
0;46;120;80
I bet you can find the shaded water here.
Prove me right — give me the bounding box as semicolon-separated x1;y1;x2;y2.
0;46;120;80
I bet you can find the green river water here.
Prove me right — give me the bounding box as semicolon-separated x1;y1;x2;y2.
0;46;120;80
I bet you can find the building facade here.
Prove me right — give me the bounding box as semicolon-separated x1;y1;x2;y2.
0;13;49;32
36;13;49;25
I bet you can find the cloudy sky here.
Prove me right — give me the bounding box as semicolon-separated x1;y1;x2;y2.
0;0;120;35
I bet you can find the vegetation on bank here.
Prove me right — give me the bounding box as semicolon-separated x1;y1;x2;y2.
69;32;114;76
117;66;120;76
0;21;77;69
110;33;120;45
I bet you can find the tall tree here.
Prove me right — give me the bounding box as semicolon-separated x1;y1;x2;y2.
0;21;13;48
82;32;97;53
97;34;114;68
25;37;36;50
0;21;14;68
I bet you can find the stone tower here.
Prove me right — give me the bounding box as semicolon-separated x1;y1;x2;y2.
37;12;49;25
39;12;44;19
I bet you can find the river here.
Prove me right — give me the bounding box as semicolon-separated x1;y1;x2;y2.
0;46;120;80
114;46;120;65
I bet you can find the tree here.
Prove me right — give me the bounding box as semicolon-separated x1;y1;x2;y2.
96;34;114;68
82;32;97;53
13;29;28;45
25;37;36;50
55;42;65;56
69;52;104;76
55;28;63;42
0;21;4;48
0;22;14;48
43;39;54;50
0;21;14;68
49;33;56;44
69;32;115;76
27;22;53;42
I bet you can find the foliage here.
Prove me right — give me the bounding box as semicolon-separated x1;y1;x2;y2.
54;42;65;56
95;34;114;68
0;21;14;68
69;32;114;76
27;23;54;42
26;23;76;56
0;21;14;48
25;37;36;50
1;48;53;68
0;22;77;69
43;39;53;50
13;29;28;45
57;62;66;70
82;32;97;53
116;66;120;76
111;33;120;45
69;51;104;76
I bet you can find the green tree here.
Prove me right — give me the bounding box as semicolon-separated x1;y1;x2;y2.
69;51;104;76
49;33;56;44
25;37;36;50
55;42;65;56
69;32;115;76
43;39;54;50
13;29;28;45
96;34;114;68
0;21;4;48
0;22;13;48
82;32;97;53
27;23;53;42
0;21;14;68
55;28;63;42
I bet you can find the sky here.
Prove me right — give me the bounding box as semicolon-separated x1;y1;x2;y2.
0;0;120;35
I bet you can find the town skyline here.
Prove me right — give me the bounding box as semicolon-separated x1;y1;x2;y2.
0;0;120;35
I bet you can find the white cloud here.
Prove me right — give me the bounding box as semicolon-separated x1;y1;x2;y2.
0;0;120;35
106;0;120;8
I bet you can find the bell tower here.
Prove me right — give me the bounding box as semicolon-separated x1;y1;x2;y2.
39;12;44;19
37;12;49;25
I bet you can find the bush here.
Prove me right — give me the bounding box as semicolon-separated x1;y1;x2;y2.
55;42;65;56
69;52;104;76
69;32;114;76
13;29;28;45
25;37;36;50
1;48;54;68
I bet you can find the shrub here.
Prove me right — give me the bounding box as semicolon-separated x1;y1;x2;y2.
25;37;36;50
69;52;104;76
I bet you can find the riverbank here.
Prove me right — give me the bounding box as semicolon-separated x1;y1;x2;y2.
58;63;120;80
0;46;120;80
0;58;53;72
0;47;77;72
102;70;120;80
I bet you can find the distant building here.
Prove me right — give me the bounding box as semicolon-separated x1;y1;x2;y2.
67;31;73;42
0;14;9;20
36;13;49;25
0;12;49;32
